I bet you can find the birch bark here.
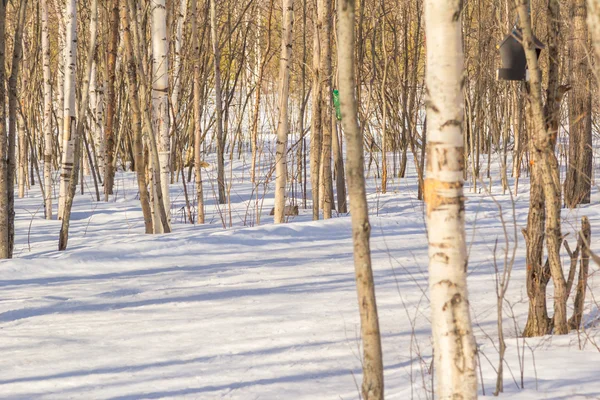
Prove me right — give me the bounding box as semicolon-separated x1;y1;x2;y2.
41;0;53;220
424;0;478;397
152;0;171;230
273;0;293;223
337;1;384;398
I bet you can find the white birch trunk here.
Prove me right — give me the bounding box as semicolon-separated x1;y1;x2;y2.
52;0;66;154
58;0;77;219
152;0;171;231
337;2;384;397
171;0;187;121
59;0;98;250
424;0;478;398
273;0;293;223
41;0;53;220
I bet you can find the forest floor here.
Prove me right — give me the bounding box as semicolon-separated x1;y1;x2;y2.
2;154;600;399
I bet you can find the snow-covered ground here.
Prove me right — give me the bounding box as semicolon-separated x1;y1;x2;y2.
3;154;600;399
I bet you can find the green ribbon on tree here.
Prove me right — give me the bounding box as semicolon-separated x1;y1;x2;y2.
332;89;342;121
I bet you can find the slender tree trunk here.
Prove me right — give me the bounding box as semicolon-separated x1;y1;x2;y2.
424;0;478;397
5;0;28;258
18;102;27;199
90;58;104;182
380;2;388;194
52;0;65;155
311;6;322;221
210;0;226;204
319;0;333;218
104;0;119;200
170;0;188;181
337;2;384;398
193;0;205;224
564;0;592;207
59;0;97;250
332;117;347;213
17;38;28;200
57;0;77;220
152;0;171;230
0;0;7;259
127;0;170;234
569;216;591;329
274;0;293;223
121;0;153;234
41;0;53;220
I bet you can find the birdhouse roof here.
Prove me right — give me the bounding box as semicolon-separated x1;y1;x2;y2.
499;28;545;50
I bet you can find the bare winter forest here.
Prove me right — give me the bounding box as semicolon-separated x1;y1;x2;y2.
1;0;600;398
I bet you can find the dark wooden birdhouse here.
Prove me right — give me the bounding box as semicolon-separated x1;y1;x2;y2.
496;29;544;81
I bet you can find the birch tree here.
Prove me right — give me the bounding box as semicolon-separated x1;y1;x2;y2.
171;0;188;180
121;0;153;234
273;0;293;223
52;0;65;155
58;0;77;220
59;0;98;250
152;0;171;230
41;0;53;220
127;0;170;234
337;1;384;398
104;0;119;199
423;0;478;397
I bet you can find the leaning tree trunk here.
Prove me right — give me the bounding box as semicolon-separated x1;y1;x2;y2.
424;0;478;397
564;0;592;208
41;0;53;220
57;0;77;220
121;0;153;234
210;0;226;205
273;0;293;223
152;0;171;231
126;0;170;234
59;0;97;250
337;1;384;398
